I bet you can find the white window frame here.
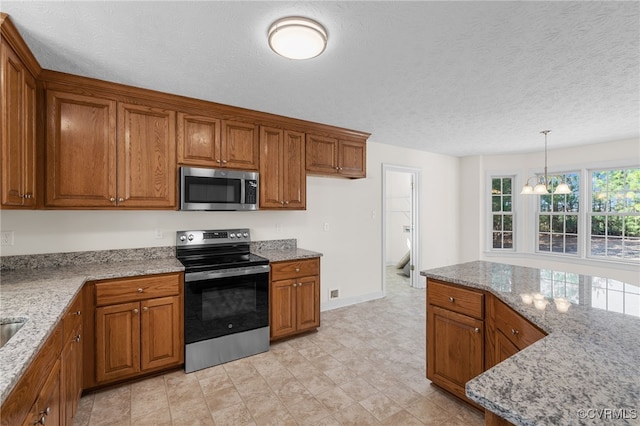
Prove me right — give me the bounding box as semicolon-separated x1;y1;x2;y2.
486;173;517;253
534;170;581;258
587;166;640;263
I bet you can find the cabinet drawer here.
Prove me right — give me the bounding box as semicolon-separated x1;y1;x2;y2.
427;279;484;320
271;258;320;281
63;292;83;343
95;273;180;306
494;297;546;350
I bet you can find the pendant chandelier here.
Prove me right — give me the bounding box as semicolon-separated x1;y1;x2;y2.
520;130;571;195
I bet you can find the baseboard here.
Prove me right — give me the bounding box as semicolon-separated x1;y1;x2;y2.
320;291;384;312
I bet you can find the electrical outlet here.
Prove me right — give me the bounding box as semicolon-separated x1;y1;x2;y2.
329;289;339;299
154;229;163;239
1;231;14;246
323;222;330;232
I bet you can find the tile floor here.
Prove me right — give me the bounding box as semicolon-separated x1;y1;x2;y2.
74;267;484;425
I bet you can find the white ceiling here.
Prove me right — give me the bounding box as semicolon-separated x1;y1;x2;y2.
2;1;638;157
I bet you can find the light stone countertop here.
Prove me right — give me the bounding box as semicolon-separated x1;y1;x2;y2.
0;257;184;405
420;261;640;426
253;247;323;263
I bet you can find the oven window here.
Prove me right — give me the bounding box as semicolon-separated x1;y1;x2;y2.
185;176;241;204
184;272;269;343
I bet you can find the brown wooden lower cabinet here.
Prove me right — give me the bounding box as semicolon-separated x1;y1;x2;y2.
270;258;321;340
87;273;184;388
1;291;82;426
426;278;547;422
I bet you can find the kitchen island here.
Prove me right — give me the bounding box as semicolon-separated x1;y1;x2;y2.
421;261;640;426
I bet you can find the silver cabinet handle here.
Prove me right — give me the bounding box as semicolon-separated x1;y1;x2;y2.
138;288;144;293
222;160;228;164
75;334;81;343
110;197;116;202
133;308;139;314
474;328;480;333
143;307;148;312
75;310;81;316
118;197;124;202
511;328;519;335
292;283;297;287
448;296;455;303
295;268;300;272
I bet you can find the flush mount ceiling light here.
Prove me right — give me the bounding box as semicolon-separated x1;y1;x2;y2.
521;130;572;195
268;17;327;60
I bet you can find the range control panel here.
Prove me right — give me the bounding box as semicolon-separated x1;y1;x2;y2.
176;229;251;246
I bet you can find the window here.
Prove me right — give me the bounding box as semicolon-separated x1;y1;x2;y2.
589;168;640;261
537;173;580;255
491;177;514;249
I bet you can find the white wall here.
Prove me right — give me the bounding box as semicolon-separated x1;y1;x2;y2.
459;138;640;284
0;141;461;309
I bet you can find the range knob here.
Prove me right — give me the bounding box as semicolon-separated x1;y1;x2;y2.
187;234;194;241
230;233;236;238
243;232;249;238
180;235;187;242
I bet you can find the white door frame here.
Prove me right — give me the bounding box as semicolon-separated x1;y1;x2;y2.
382;164;422;294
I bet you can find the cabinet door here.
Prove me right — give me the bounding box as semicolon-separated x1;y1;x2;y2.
1;41;36;207
270;279;297;339
141;296;183;371
495;329;520;364
62;323;82;425
296;276;320;331
32;359;62;426
427;305;483;401
306;134;338;175
45;90;117;207
95;302;140;383
221;120;258;170
259;126;284;208
177;113;220;166
338;140;366;178
282;130;306;209
117;103;176;208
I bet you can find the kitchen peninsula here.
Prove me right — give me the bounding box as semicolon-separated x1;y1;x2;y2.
421;261;640;426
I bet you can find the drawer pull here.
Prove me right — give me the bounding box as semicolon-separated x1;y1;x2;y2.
133;309;139;314
75;334;81;343
293;283;297;287
511;328;519;335
295;268;300;272
143;306;148;312
137;288;144;293
474;327;480;333
448;296;455;303
75;310;81;316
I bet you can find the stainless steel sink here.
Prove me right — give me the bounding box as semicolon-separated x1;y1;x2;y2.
0;320;26;348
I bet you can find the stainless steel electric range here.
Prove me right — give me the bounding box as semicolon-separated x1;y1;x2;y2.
176;229;270;373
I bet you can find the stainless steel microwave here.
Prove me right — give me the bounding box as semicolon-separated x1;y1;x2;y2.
179;167;259;211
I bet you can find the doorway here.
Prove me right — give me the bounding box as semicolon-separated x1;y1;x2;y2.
382;164;422;294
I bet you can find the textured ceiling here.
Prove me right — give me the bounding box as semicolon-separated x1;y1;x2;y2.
2;1;638;157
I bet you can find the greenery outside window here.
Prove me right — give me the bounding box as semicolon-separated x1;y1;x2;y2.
491;177;514;250
537;173;580;255
590;168;640;262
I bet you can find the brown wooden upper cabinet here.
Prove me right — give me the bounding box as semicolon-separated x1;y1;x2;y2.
177;113;259;171
306;134;366;179
259;126;306;210
45;90;176;209
1;26;37;208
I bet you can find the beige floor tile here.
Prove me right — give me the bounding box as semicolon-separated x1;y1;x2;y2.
130;387;170;420
284;396;331;424
315;386;356;415
89;386;131;425
331;402;380;425
339;377;380;402
130;410;173;426
171;412;215;426
297;371;336;396
405;398;452;425
209;402;256;426
322;364;358;385
378;409;424;425
360;392;403;421
202;385;244;413
381;381;424;408
233;375;273;400
244;392;287;419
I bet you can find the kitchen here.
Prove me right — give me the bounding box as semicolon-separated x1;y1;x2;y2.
1;2;639;425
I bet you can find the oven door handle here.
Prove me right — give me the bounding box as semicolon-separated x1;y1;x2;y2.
185;264;271;282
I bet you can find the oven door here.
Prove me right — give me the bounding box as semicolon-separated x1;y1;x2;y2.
184;265;269;345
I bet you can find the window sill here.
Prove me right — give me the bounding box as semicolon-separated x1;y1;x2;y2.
483;250;639;273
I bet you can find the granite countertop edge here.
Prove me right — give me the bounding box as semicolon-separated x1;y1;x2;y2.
0;258;185;405
252;247;323;262
421;260;640;426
